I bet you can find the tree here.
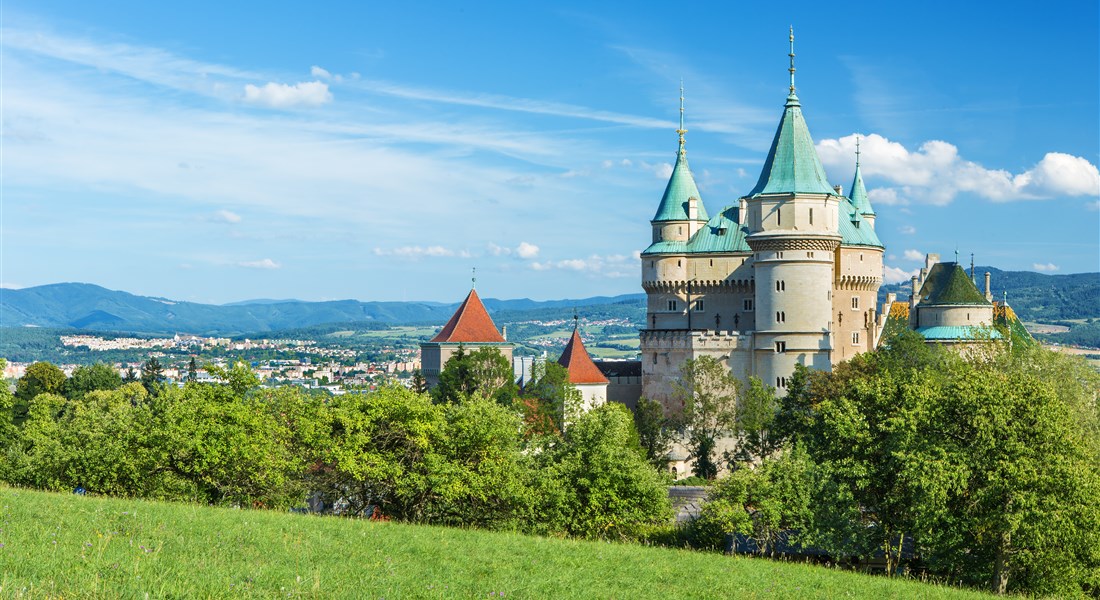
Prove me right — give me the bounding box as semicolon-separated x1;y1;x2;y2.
187;357;199;383
528;403;671;540
520;361;581;433
433;346;517;406
140;356;164;394
728;376;781;467
14;361;67;425
410;369;427;394
674;356;739;479
65;363;123;400
633;397;679;469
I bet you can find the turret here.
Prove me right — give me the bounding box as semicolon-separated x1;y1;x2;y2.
848;136;876;229
650;85;708;244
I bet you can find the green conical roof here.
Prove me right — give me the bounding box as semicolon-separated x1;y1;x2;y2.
652;146;708;222
849;160;875;216
748;93;837;197
918;262;990;305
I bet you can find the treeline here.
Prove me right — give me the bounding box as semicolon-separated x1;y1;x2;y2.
0;356;670;542
667;333;1100;597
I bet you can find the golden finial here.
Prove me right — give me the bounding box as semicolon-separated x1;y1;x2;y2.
677;80;687;154
788;26;796;95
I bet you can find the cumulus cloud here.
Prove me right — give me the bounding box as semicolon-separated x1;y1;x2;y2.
238;258;281;269
899;225;916;235
374;245;455;258
242;80;332;108
884;265;919;284
818;134;1100;206
488;242;540;259
903;249;924;261
214;209;241;223
1033;263;1060;272
516;242;540;259
310;65;331;79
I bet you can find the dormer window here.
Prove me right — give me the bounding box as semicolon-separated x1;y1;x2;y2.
717;227;727;236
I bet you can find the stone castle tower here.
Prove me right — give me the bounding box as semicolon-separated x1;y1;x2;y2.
640;32;886;411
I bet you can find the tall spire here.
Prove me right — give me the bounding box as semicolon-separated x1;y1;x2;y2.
747;27;834;197
855;135;861;167
677;80;687;155
788;26;797;100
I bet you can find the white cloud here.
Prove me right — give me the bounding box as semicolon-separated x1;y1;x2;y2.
0;281;25;289
238;258;281;269
530;253;634;278
310;65;331;79
374;246;456;258
884;265;919;284
1033;263;1060;272
899;225;916;235
214;209;241;223
242;81;332;108
903;249;924;261
818;134;1100;206
516;242;540;259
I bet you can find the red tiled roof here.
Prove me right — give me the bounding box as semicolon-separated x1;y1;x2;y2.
557;328;609;385
429;289;506;343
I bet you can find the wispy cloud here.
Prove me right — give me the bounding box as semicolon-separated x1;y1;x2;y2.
1032;262;1059;272
373;246;459;258
238;258;281;269
884;265;919;284
903;249;924;261
213;210;242;224
530;252;636;278
819;134;1100;205
488;242;541;259
899;225;916;235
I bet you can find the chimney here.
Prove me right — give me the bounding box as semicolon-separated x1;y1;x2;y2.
502;326;507;341
984;272;993;302
910;276;920;327
926;253;939;270
687;196;698;220
833;184;843;195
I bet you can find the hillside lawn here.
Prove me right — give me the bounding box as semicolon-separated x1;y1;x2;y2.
0;486;989;599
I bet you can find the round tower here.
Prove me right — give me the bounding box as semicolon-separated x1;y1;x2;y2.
745;29;841;393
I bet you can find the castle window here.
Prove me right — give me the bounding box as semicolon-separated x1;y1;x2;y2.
693;300;704;312
667;300;678;311
851;296;859;310
775;341;786;353
860;253;864;262
710;259;713;266
653;353;658;364
776;251;784;259
677;260;682;267
777;208;781;226
650;261;654;268
743;299;754;311
809;208;814;225
776;377;788;388
808;251;814;258
776;311;786;323
852;332;860;345
678;226;683;235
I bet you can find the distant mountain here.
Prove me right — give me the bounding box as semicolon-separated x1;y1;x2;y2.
879;267;1100;322
0;282;646;336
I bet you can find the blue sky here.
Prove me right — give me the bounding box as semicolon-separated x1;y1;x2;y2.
3;1;1098;304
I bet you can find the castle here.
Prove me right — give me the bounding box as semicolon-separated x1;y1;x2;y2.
639;33;886;411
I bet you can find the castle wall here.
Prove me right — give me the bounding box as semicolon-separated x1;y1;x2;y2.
832;245;884;361
917;304;994;328
639;330;752;414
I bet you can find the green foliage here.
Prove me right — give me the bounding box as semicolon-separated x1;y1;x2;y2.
674;356;739;479
64;362;123;399
633;397;680;469
432;346;517;406
520;361;580;432
776;339;1100;595
729;376;781;466
691;448;814;552
140;356;164;394
528;403;671;540
13;361;66;424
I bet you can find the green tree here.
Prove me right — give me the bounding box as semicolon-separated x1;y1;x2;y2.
187;356;198;383
674;356;739;479
521;361;581;433
65;362;123;400
691;447;814;552
528;403;671;540
13;361;67;425
728;376;781;467
633;397;679;469
140;356;164;394
433;346;517;406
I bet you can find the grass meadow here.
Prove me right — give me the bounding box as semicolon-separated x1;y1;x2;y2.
0;485;989;599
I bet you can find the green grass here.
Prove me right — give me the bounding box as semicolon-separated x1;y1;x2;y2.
0;486;989;599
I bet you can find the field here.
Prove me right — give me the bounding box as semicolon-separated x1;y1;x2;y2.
0;486;989;599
